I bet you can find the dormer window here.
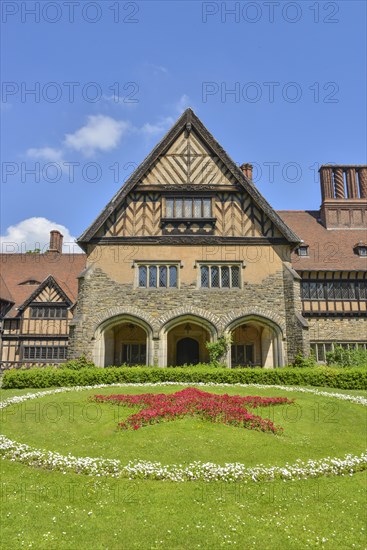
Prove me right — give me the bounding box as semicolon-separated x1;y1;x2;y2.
297;245;309;257
19;280;41;286
165;197;212;218
354;243;367;257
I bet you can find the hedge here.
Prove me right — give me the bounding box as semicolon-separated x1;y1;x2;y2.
2;366;366;390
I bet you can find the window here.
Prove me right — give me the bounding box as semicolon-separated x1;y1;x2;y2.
297;245;309;257
354;243;367;257
199;264;241;288
122;344;146;365
165;198;212;218
311;342;367;363
22;346;67;361
301;280;367;300
19;280;41;286
231;344;254;367
30;306;68;319
138;264;178;288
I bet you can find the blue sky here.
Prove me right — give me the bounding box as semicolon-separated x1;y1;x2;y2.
1;0;366;251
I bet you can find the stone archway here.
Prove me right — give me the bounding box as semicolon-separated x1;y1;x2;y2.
159;314;218;367
224;315;284;368
92;314;153;367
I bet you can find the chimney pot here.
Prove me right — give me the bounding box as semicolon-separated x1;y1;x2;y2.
49;230;63;254
240;163;253;180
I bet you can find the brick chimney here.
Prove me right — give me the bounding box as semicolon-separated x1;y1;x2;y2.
319;165;367;229
240;163;253;180
49;230;63;254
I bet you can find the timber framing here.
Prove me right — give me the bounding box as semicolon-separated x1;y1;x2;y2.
78;109;301;248
17;275;73;314
89;236;291;246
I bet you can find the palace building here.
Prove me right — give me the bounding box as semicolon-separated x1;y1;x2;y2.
1;109;366;368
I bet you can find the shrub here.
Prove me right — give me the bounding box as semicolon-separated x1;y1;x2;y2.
59;355;95;370
205;335;232;367
2;365;366;390
292;351;317;369
326;346;367;368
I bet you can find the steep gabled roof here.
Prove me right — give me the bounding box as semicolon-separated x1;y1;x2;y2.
0;253;86;317
0;274;14;304
78;109;300;246
17;275;74;313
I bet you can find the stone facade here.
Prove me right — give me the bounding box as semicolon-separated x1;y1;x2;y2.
68;257;308;367
308;317;367;343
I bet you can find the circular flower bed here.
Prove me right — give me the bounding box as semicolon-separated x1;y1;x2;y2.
1;383;366;482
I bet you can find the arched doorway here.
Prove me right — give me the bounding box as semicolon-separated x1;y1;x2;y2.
93;316;152;367
160;315;217;367
176;337;200;365
226;316;284;368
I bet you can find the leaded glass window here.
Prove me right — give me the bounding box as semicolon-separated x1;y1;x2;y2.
149;266;157;288
199;265;241;288
165;198;212;218
137;264;178;288
201;266;209;288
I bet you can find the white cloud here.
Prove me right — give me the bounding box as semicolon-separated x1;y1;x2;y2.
140;116;174;137
64;115;130;156
175;94;190;114
0;218;83;254
26;147;64;163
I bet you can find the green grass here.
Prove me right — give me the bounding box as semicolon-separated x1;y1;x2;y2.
1;460;366;549
1;385;366;466
1;385;366;549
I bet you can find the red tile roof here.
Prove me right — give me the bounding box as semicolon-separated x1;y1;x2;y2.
0;274;13;303
0;253;86;317
278;210;367;271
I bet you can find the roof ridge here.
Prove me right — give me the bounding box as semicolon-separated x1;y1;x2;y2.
77;109;301;246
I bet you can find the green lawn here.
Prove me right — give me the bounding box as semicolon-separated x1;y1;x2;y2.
1;385;366;549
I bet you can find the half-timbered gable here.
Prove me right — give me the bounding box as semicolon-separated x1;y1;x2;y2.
0;234;86;368
71;110;306;369
80;109;296;245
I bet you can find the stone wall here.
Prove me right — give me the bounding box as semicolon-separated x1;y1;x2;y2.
282;263;310;361
308;317;367;342
68;262;309;365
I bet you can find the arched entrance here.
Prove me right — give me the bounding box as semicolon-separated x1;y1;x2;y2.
176;337;200;365
160;315;217;367
226;316;284;368
93;316;152;367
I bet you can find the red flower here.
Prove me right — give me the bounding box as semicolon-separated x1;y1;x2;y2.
92;388;293;434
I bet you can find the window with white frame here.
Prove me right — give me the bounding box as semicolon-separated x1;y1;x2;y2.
199;264;241;288
137;264;178;288
165;197;212;218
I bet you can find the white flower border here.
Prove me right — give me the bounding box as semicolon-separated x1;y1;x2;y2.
1;383;366;482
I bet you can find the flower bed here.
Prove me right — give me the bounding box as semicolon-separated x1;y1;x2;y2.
0;383;366;482
93;387;293;433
